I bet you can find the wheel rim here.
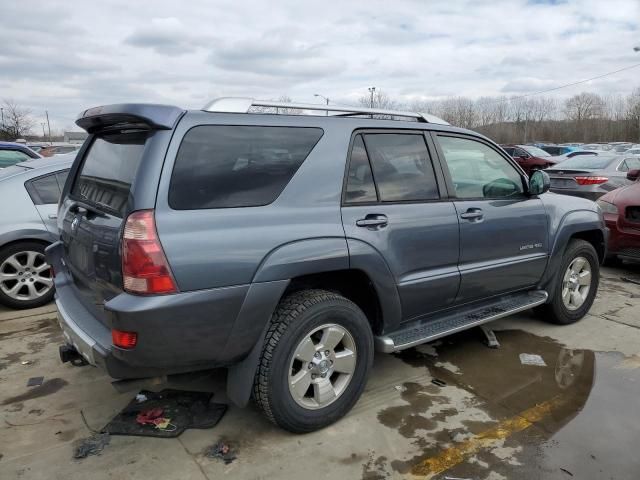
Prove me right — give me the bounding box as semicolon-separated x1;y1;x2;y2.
288;323;357;410
554;349;585;389
561;256;592;311
0;251;53;302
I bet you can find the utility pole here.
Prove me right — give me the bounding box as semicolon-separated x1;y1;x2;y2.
41;123;46;138
368;86;376;108
0;108;4;139
45;110;51;143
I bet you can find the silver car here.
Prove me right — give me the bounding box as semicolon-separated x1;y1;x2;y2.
547;154;640;200
0;154;74;309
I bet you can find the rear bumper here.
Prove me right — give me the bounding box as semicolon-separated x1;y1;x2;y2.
47;241;251;379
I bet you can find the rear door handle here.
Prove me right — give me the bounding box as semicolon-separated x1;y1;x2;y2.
48;214;58;220
356;214;388;228
460;208;484;221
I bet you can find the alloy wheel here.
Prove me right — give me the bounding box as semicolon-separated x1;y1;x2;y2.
0;251;53;302
288;323;357;410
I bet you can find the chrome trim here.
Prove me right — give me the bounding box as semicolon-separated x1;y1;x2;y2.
201;97;450;125
374;291;549;353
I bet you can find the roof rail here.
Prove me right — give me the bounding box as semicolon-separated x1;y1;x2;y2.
202;97;450;125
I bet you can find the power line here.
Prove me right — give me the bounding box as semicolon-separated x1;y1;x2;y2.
480;62;640;106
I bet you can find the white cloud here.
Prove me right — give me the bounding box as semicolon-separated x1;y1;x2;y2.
2;0;639;132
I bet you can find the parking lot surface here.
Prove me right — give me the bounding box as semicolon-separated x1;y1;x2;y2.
1;264;639;480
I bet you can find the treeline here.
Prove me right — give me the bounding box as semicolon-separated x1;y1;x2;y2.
358;89;640;144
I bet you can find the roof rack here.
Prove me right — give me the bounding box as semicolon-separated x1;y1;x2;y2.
202;97;450;125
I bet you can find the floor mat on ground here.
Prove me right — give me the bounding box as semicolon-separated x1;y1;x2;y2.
102;389;227;438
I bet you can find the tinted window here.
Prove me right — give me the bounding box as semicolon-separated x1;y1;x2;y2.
0;149;31;167
56;170;69;190
363;134;439;202
169;126;323;210
27;173;61;204
345;135;377;204
438;135;524;199
502;147;515;156
72;132;147;217
619;157;640;172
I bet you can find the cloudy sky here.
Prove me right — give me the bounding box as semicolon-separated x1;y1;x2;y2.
1;0;639;132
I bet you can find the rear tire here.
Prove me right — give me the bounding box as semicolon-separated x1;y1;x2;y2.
0;242;54;310
538;239;599;325
253;289;374;433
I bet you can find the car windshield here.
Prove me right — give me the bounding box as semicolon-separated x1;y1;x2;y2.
627;149;640;155
523;146;551;157
614;146;629;152
549;156;615;170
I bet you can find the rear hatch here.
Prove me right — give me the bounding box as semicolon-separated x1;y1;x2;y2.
58;105;184;326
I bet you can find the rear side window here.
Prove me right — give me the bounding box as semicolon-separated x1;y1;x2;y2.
363;133;439;202
72;132;147;217
26;171;66;205
0;149;32;167
169;126;323;209
345;135;377;204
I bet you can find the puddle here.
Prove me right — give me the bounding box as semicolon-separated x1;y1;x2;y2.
377;329;640;479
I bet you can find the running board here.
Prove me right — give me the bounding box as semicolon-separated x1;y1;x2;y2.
375;290;548;353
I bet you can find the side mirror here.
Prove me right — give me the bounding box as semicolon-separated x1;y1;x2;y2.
627;169;640;181
529;170;550;195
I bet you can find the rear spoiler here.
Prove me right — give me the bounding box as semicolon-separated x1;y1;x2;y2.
76;104;186;133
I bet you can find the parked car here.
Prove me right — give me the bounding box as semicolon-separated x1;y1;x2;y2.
540;145;576;156
547;155;640;200
48;99;606;433
623;148;640;156
0;141;41;167
596;169;640;263
0;154;74;308
552;150;605;163
612;145;632;154
500;144;557;174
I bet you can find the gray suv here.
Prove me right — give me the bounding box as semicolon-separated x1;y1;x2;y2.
47;98;606;433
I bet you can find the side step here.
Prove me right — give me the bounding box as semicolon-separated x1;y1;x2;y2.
375;290;548;353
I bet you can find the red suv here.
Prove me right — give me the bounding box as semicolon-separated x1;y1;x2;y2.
501;144;557;175
596;169;640;262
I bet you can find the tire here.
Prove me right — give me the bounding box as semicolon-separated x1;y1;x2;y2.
253;289;374;433
0;241;54;309
538;239;599;325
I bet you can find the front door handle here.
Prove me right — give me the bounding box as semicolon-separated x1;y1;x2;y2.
48;214;58;220
356;214;388;228
460;208;484;221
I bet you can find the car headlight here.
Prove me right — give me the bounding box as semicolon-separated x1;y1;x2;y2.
596;199;618;215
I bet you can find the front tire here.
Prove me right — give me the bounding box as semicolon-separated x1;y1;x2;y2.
253;289;374;433
538;239;599;325
0;242;54;309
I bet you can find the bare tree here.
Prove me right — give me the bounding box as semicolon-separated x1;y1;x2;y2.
249;95;302;115
2;99;34;139
564;93;604;122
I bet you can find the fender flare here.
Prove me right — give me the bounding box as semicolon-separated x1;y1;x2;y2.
539;209;606;294
0;229;55;250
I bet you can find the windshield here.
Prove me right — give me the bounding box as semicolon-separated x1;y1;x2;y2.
523;146;551;157
549;156;615;170
614;146;629;152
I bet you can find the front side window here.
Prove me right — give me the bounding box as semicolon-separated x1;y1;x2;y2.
169;126;323;210
437;135;524;199
362;133;439;202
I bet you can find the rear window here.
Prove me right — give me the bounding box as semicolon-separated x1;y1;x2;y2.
0;149;32;167
169;126;323;209
550;156;615;170
72;132;147;216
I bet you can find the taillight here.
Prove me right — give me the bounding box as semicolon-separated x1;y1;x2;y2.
575;176;608;185
112;329;138;349
122;210;177;295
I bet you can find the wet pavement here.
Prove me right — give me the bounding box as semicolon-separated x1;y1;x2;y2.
0;263;639;479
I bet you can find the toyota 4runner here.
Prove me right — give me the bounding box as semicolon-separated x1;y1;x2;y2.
47;98;607;433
